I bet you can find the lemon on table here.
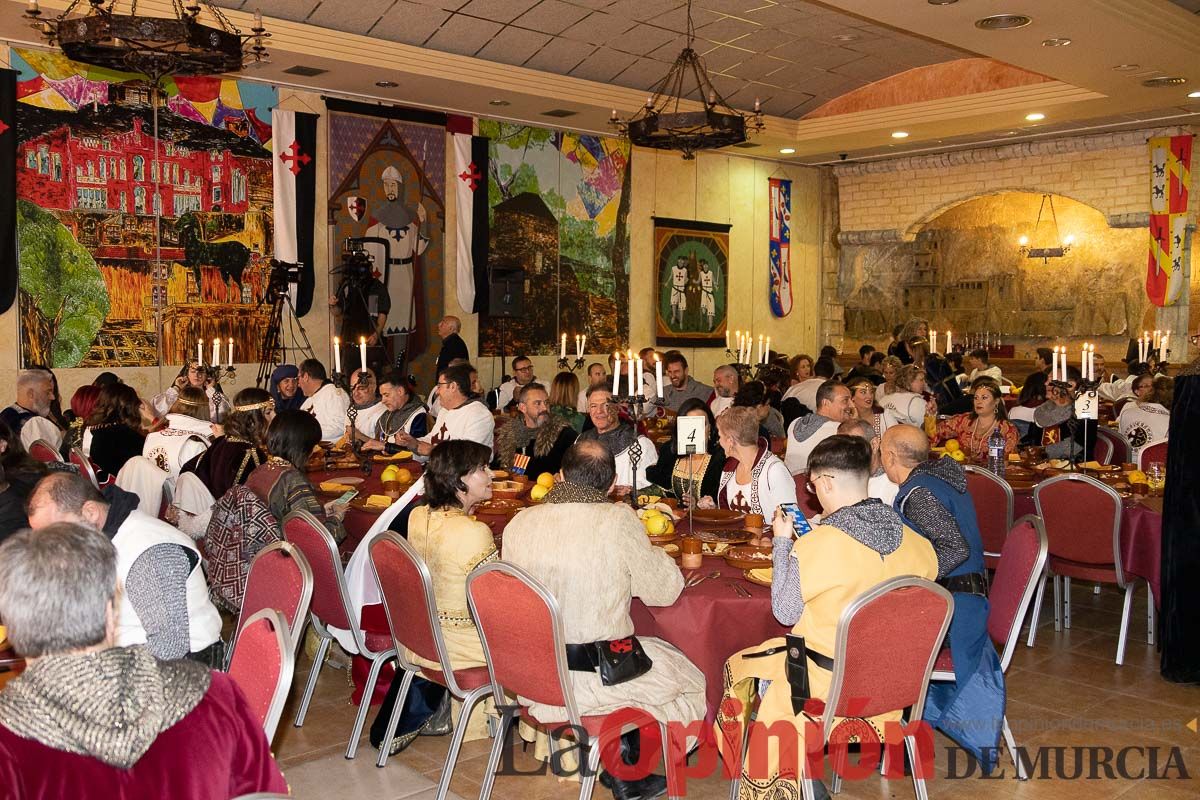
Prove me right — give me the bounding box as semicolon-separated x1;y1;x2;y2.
1127;470;1147;485
536;472;555;489
644;515;669;536
529;484;550;502
944;439;961;453
381;465;400;480
949;450;966;463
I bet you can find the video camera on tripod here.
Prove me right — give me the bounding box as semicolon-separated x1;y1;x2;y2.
265;259;301;301
332;239;378;284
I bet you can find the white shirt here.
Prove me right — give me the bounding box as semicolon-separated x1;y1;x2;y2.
422;400;495;450
721;455;796;517
709;394;735;417
15;411;63;453
868;472;900;506
353;402;387;439
783;417;840;474
495;378;536;411
613;434;658;490
152;385;228;422
783;378;825;411
881;391;927;428
1118;401;1170;462
577;388;590;413
966;365;1003;384
143;415;210;477
1098;375;1134;403
301;382;351;442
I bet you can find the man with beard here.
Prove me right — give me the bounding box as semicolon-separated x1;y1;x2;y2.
661;351;712;412
362;372;428;453
492;383;576;476
363;164;429;334
346;368;385;442
577;385;657;496
399;363;494;455
3;370;63;452
710;364;739;417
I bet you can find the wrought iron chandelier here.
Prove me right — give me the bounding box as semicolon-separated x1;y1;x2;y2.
1018;193;1074;263
24;0;270;83
607;0;764;159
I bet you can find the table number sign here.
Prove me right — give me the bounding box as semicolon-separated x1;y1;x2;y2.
677;416;708;456
1075;390;1099;421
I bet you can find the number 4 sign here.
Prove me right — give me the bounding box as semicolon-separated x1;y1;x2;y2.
676;416;708;456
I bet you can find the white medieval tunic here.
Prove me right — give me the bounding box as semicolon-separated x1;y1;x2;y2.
364;199;429;332
143;414;211;478
12;411;63;453
301;382;351;442
719;448;796;518
421;399;495;450
671;264;688;311
352;401;386;440
698;268;715;316
502;488;706;730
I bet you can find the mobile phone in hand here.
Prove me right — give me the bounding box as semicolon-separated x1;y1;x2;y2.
330;489;358;507
778;503;813;537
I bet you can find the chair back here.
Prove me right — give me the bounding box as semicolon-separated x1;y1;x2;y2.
1033;474;1124;581
70;447;101;489
233;542;313;659
1096;428;1133;465
963;465;1014;563
28;439;62;463
227;608;294;741
986;515;1048;671
281;510;357;633
792;472;824;518
1137;439;1168;472
466;562;577;723
370;531;463;688
823;577;952;743
1093;434;1115;466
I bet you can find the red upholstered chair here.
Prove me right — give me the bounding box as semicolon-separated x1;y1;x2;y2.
467;562;683;800
69;448;101;489
963;465;1014;571
369;532;494;784
792;472;824;519
227;542;313;669
1096;428;1133;466
1137;439;1168;472
930;515;1047;779
1092;434;1114;466
227;608;295;742
28;439;62;463
1032;474;1153;665
282;510;397;759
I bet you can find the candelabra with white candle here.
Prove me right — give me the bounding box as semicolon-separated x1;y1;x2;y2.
557;333;587;372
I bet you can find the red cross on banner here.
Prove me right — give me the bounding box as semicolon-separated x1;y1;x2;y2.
279;140;311;176
459;162;482;191
0;119;9;136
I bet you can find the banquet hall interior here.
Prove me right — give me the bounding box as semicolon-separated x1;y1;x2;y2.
0;0;1197;798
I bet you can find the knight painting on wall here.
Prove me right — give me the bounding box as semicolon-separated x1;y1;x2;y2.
653;217;731;348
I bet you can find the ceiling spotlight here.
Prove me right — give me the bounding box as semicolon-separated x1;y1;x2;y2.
488;99;511;106
927;0;959;4
1112;64;1140;72
1142;76;1187;88
1042;38;1072;47
375;80;398;88
891;130;909;139
1189;91;1200;99
1025;112;1045;121
975;14;1033;30
779;147;796;154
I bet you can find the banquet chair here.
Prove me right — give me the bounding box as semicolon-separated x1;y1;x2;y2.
114;456;167;515
1136;439;1168;472
1096;428;1133;466
226;541;313;669
930;515;1047;780
69;447;102;489
28;439;62;463
369;532;494;788
467;562;683;800
792;473;824;518
1092;434;1115;466
963;466;1014;571
282;509;397;759
227;608;295;742
1032;474;1153;665
723;577;952;800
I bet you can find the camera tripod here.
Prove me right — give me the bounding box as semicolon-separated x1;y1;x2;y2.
256;277;315;388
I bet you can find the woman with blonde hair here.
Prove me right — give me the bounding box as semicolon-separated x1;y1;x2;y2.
697;406;796;520
548;370;585;432
143;385;211;478
894;318;930;364
875;355;904;400
880;363;937;428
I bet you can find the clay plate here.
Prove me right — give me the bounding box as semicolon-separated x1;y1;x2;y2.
724;544;774;571
691;509;747;527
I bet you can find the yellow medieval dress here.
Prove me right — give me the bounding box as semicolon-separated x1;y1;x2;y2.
717;512;938;799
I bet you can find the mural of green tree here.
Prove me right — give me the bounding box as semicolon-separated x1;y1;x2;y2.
17;199;110;367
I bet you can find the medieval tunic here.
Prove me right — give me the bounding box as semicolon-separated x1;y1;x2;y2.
718;443;797;517
301;381;351;442
502;485;707;728
374;402;428;443
492;414;577;477
421;399;495;451
352;400;387;440
1117;400;1170;462
143;414;210;477
717;502;937;799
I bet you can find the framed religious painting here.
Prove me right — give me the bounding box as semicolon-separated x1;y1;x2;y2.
653;217;731;347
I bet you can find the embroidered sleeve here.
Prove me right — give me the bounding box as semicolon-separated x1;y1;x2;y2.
126;543;194;660
901;487;969;579
771;536;804;626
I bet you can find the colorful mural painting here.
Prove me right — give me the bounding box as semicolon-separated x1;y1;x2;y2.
477;121;631;357
326;103;446;387
13;48;276;368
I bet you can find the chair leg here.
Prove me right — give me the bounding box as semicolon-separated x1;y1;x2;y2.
432;686;490;800
1052;575;1062;632
478;706;514;800
1002;716;1026;780
906;735;929;800
1026;571;1048;648
1116;583;1134;666
579;739;602;800
294;634;331;727
1146;582;1156;646
1063;576;1071;629
727;717;750;800
346;651;394;759
659;720;682;800
374;669;415;768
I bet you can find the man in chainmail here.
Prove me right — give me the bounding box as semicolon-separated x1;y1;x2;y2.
492;382;576;477
577;384;657;496
0;523;287;794
881;423;1007;774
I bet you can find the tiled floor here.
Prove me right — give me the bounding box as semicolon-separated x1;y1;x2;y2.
274;581;1200;799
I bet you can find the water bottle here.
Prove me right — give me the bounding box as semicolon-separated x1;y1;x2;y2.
987;427;1006;477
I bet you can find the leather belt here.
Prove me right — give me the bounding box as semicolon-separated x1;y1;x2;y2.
740;642;834;671
939;572;988;597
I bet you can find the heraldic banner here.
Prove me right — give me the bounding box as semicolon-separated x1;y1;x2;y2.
768;177;792;318
1147;134;1192;307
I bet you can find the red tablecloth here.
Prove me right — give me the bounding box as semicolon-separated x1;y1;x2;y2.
308;459;423;554
1012;492;1162;607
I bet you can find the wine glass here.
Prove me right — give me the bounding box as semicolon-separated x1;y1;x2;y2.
1146;462;1165;496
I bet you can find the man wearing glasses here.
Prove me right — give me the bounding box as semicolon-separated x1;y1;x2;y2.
398;363;494;457
491;355;537;412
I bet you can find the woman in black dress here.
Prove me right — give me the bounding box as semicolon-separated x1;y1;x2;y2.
85;383;146;481
644;398;726;507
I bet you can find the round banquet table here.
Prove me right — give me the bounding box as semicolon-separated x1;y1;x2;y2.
307;457;424;555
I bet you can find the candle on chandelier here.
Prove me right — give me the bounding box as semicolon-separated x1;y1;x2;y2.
1051;346;1059;382
1161;331;1170;356
1060;347;1068;380
635;357;644;397
757;335;763;364
581;334;587;355
612;353;621;395
333;337;342;373
726;329;730;350
946;331;952;353
227;337;234;366
211;338;220;368
764;337;771;364
560;333;567;359
626;351;635;397
196;339;203;366
655;355;664;399
359;336;367;369
1088;344;1096;381
930;330;938;353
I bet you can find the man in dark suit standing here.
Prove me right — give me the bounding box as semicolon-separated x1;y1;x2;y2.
435;315;468;373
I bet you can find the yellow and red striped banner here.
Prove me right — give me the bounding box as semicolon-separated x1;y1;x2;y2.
1146;134;1192;307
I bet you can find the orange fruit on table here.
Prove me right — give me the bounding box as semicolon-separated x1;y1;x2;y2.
536;472;555;489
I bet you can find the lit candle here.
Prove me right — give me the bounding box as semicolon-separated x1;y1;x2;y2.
635;357;643;397
1051;346;1059;382
560;333;567;359
1161;331;1170;356
227;337;234;365
726;329;730;350
359;336;367;369
212;338;220;368
764;337;771;363
1060;347;1067;381
655;355;664;398
1088;344;1095;381
333;336;342;373
581;334;587;354
1153;329;1161;349
612;353;621;395
946;330;952;352
254;8;263;27
930;330;938;353
757;335;763;364
627;351;635;396
196;339;203;365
